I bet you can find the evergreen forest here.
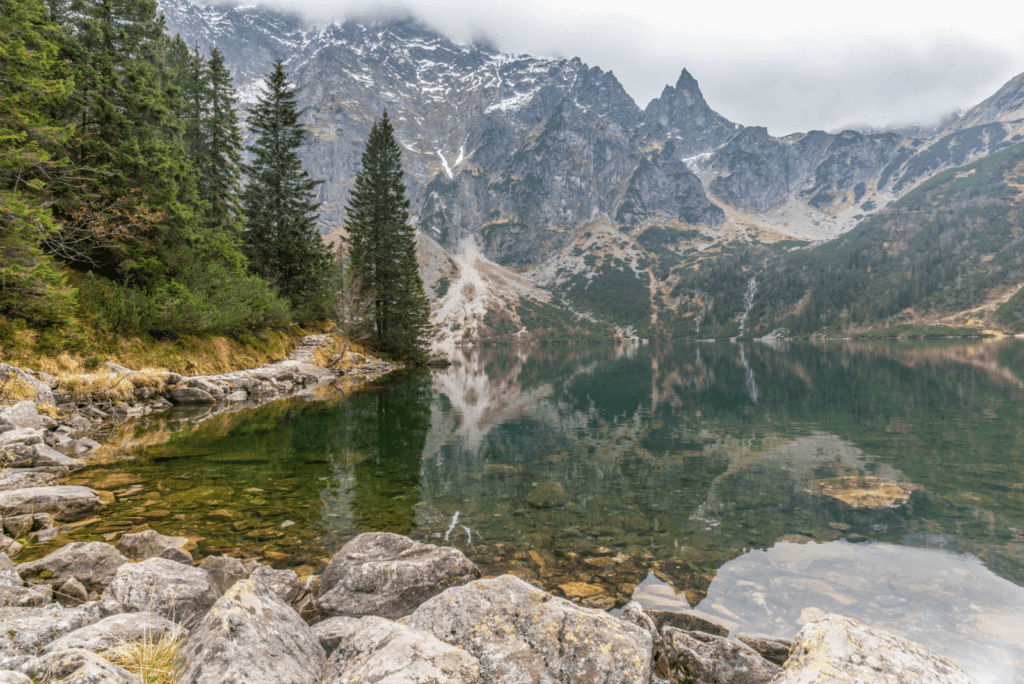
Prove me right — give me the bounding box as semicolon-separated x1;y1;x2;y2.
0;0;336;358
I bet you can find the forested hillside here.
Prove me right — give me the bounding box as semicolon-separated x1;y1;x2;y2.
739;142;1024;335
0;0;332;361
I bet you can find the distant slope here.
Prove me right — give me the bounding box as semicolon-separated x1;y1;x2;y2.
746;142;1024;335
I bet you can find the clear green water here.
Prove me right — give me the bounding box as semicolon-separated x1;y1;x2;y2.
67;339;1024;609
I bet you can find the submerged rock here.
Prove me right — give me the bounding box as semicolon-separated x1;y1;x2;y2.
526;481;566;508
774;614;978;684
101;558;220;624
808;476;920;509
316;532;479;620
406;574;653;684
321;615;482;684
176;579;325;684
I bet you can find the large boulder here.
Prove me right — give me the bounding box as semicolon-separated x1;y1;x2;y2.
42;612;186;655
656;626;779;684
248;564;301;604
0;486;103;522
0;468;60;491
405;574;653;684
176;579;325;684
321;615;482;684
8;648;138;684
316;532;479;620
114;530;189;561
0;671;30;684
0;602;105;655
101;558;220;625
18;542;128;593
774;614;978;684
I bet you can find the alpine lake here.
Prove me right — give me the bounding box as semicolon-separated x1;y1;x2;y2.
52;338;1024;682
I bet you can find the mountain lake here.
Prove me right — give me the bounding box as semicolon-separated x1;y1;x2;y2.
53;338;1024;682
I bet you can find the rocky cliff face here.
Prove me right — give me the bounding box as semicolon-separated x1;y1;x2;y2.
161;0;1024;340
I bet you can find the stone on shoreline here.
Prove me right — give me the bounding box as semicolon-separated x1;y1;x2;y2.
320;615;483;684
197;556;252;594
9;647;138;684
41;612;186;655
0;486;103;522
647;608;732;638
30;444;85;472
657;626;779;684
176;579;325;684
169;387;216;404
0;602;105;655
0;429;43;450
0;403;55;431
774;614;979;684
114;530;189;562
405;574;654;684
735;633;795;667
0;469;61;492
249;564;302;604
101;557;220;625
316;532;479;620
18;542;128;593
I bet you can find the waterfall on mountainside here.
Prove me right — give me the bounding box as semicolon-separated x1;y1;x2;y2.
738;276;757;335
739;343;759;403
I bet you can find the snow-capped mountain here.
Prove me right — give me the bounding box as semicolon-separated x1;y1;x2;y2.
160;0;1024;342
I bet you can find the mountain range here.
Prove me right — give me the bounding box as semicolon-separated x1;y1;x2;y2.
160;0;1024;342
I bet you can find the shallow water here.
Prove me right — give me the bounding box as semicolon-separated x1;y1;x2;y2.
63;338;1024;671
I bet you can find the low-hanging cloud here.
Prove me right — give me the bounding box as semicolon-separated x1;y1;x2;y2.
250;0;1024;136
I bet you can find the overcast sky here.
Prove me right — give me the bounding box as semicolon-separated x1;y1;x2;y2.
266;0;1024;136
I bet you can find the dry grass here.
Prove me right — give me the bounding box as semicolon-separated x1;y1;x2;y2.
6;328;307;378
313;333;370;371
107;633;183;684
0;372;37;404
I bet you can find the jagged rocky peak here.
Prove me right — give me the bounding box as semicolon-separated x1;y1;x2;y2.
945;71;1024;133
643;68;741;156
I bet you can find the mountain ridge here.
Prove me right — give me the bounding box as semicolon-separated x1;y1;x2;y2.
160;0;1024;340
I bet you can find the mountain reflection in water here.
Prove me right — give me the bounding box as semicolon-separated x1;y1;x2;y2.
68;339;1024;668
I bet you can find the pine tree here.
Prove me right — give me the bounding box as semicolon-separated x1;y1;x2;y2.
202;46;244;236
50;0;191;283
241;60;333;321
0;0;77;323
345;111;431;361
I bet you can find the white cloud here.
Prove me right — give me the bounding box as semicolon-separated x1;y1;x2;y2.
254;0;1024;135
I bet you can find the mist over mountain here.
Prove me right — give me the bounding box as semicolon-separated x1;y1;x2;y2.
160;0;1024;341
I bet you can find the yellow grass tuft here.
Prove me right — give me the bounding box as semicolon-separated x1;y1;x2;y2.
107;633;183;684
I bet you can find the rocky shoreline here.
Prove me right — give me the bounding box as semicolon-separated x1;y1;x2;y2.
0;338;982;682
0;531;980;683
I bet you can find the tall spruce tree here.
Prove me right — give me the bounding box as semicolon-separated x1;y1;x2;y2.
202;46;244;236
241;60;333;321
0;0;76;323
345;111;430;361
